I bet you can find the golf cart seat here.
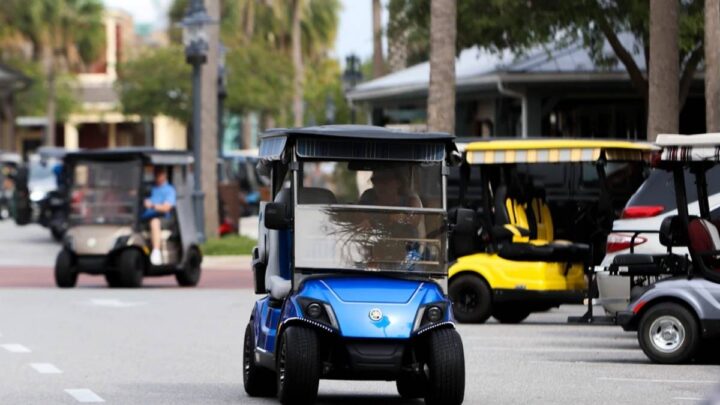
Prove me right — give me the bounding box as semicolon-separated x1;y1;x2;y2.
494;185;589;263
265;188;292;300
688;218;720;270
298;187;337;204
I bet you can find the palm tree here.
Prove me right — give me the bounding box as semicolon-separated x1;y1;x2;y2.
427;0;456;133
647;0;679;141
291;0;304;127
372;0;384;78
706;0;720;132
0;0;104;146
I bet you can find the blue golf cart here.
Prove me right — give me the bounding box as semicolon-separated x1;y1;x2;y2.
244;126;467;404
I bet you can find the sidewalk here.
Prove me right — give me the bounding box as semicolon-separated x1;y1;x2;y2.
202;255;252;271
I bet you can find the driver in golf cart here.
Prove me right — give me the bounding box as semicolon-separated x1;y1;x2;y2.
142;167;176;265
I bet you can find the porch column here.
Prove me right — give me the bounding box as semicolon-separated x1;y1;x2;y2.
525;93;543;137
64;122;79;149
108;123;117;148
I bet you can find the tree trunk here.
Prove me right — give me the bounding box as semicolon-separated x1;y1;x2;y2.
706;0;720;132
244;0;255;41
291;0;304;127
647;0;679;141
372;0;384;78
427;0;456;133
46;65;57;146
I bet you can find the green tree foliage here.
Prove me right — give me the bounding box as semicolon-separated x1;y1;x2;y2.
116;46;191;123
303;58;350;125
389;0;704;105
6;58;77;120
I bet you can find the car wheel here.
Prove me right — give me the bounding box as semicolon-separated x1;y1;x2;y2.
638;302;700;364
243;323;277;397
492;305;531;324
176;247;202;287
396;371;426;399
448;274;492;323
116;249;144;288
54;249;77;288
276;326;320;405
424;328;465;405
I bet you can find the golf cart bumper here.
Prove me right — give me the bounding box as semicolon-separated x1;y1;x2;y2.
326;338;408;380
493;288;584;305
616;310;637;331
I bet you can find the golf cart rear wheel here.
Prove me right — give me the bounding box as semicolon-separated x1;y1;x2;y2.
492;305;531;324
396;371;426;398
276;326;320;405
176;247;202;287
424;328;465;405
243;323;277;397
54;249;77;288
638;302;700;364
449;274;492;323
116;249;144;288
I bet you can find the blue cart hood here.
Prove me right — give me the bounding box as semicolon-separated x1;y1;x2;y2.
295;276;448;339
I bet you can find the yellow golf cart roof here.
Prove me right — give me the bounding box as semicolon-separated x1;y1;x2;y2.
657;133;720;162
465;138;658;164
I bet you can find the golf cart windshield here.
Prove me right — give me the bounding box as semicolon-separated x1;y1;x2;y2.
294;160;446;275
69;160;141;225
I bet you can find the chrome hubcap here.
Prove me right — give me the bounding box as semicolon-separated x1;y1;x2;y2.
649;315;685;353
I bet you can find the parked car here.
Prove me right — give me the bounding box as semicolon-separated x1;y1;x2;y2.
597;166;720;315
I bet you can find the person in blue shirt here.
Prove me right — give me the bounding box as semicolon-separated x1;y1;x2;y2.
142;167;176;265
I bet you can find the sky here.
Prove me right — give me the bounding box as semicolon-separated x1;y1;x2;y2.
101;0;386;64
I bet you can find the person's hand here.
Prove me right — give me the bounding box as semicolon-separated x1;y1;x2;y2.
144;199;153;209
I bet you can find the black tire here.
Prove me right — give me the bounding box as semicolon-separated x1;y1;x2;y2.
176;247;202;287
424;328;465;405
104;272;122;288
243;323;277;397
116;249;144;288
396;371;425;399
276;326;320;405
449;273;492;323
54;249;77;288
492;305;531;324
638;302;700;364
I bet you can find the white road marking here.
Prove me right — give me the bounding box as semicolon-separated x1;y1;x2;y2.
30;363;62;374
89;298;146;308
599;377;717;384
64;389;105;403
1;344;31;353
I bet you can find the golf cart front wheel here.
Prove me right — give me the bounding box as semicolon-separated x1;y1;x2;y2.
54;249;77;288
638;302;700;364
448;274;492;323
424;328;465;405
276;326;320;405
243;323;277;397
116;249;144;288
176;247;202;287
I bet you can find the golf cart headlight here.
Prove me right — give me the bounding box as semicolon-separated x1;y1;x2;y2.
30;190;46;202
426;306;444;322
306;302;323;319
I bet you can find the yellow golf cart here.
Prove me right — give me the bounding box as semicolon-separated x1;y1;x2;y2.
448;139;656;323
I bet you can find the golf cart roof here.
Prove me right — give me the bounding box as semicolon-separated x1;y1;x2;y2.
0;151;21;165
259;125;455;162
465;138;657;164
657;133;720;162
65;147;193;166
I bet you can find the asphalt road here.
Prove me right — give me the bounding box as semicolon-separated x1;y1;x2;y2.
0;221;718;404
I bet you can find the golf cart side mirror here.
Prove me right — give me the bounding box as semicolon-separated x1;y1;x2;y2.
660;215;691;247
264;202;291;230
449;207;476;258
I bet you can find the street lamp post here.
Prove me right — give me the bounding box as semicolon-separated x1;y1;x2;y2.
342;54;362;124
182;0;214;242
